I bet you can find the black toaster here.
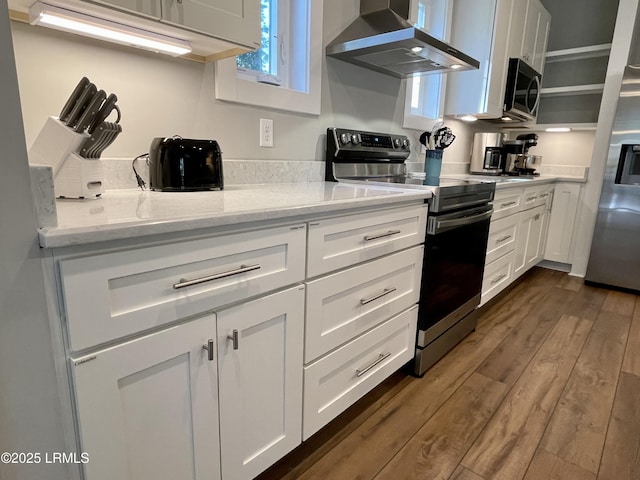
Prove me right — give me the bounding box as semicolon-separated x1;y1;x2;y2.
149;137;224;191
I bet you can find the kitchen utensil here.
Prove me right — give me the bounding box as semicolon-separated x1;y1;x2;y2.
78;121;122;159
88;93;118;134
59;76;90;124
419;131;430;148
73;89;106;133
65;82;97;129
433;126;455;150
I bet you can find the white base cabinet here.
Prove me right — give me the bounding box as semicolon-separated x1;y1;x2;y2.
217;286;304;480
514;204;546;278
544;183;581;263
71;315;221;480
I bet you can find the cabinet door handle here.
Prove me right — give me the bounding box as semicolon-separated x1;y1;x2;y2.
491;274;508;285
360;287;397;305
173;264;261;289
202;339;214;361
540;193;549;198
500;201;517;208
496;235;512;244
227;329;239;350
364;230;401;242
534;214;541;221
355;352;391;377
527;196;538;202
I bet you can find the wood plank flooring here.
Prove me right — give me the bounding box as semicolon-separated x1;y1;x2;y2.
257;268;640;480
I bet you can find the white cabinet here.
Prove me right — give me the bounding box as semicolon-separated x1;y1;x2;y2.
161;0;260;47
90;0;160;18
545;183;582;263
217;287;304;480
71;315;221;480
514;204;546;278
522;0;551;72
481;183;553;304
445;0;512;118
508;0;551;73
303;306;418;440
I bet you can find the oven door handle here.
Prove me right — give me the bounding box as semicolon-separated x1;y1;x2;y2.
430;208;493;234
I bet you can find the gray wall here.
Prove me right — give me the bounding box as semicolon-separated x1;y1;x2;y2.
0;1;69;479
540;0;620;50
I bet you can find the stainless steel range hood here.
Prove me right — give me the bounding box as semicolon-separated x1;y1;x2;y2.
326;0;479;78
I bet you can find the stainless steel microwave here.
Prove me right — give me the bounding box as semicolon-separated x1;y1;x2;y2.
503;58;542;122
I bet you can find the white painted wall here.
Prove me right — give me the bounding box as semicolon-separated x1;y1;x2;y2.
527;131;595;166
0;1;70;479
9;1;479;173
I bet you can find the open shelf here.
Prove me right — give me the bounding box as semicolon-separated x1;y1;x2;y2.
540;83;605;96
545;43;612;63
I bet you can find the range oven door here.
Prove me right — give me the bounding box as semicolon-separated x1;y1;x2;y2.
417;205;492;348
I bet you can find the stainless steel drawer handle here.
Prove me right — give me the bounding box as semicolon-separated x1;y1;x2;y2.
496;235;512;244
364;230;402;242
527;196;538;201
355;352;391;377
500;201;517;208
173;264;261;289
360;287;397;306
540;193;549;198
491;274;508;285
227;329;239;350
202;339;214;361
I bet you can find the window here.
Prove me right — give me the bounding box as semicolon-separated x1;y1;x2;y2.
215;0;322;115
403;0;452;130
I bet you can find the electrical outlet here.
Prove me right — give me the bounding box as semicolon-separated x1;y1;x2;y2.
260;118;273;147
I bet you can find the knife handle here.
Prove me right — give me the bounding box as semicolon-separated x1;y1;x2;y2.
66;83;97;129
59;77;90;124
88;93;118;134
74;90;106;133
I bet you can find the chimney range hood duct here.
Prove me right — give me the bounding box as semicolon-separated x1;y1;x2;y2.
326;0;479;78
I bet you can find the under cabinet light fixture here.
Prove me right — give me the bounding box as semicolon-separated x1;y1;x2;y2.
29;2;192;57
545;127;572;132
460;114;478;122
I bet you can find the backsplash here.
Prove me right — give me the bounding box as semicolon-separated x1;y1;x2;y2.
102;158;326;190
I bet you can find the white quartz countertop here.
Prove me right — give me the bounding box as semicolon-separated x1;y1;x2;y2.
39;182;432;248
441;174;587;189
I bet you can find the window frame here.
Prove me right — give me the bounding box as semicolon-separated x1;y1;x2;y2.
215;0;322;115
402;0;453;130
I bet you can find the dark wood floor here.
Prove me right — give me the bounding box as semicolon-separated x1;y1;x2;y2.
257;267;640;480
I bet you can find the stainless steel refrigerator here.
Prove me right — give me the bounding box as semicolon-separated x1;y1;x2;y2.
585;65;640;292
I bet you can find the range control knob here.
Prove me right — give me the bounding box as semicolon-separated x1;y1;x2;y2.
351;134;360;145
339;133;350;145
402;139;409;149
394;138;401;148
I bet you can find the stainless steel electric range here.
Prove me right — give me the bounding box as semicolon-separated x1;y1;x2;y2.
326;128;496;376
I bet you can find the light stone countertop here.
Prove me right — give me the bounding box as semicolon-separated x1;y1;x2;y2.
39;182;432;248
440;174;587;189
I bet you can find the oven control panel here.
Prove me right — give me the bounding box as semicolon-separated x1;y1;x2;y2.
328;128;410;158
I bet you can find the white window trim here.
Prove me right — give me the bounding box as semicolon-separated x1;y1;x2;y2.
214;0;323;115
402;0;453;130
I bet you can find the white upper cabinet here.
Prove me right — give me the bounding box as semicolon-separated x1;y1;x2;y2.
444;0;512;118
508;0;551;73
161;0;260;48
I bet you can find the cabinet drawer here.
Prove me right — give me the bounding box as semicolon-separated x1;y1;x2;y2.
486;214;519;264
59;224;306;351
305;246;423;363
303;306;417;440
481;250;515;305
306;204;427;277
523;185;550;210
491;188;523;220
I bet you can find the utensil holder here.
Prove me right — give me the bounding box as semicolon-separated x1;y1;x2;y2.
424;150;444;178
28;116;104;199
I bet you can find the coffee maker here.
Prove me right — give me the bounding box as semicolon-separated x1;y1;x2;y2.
504;133;541;175
469;133;505;175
